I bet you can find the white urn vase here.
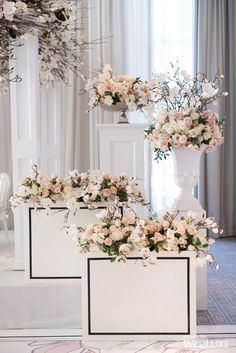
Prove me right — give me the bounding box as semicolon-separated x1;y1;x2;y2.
171;147;206;214
101;102;129;124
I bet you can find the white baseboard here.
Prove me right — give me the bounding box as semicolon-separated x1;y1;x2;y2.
0;328;82;338
0;326;235;338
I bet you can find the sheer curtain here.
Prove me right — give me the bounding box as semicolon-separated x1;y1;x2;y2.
0;94;11;177
151;0;194;212
195;0;236;236
40;3;90;177
88;0;151;168
0;94;13;230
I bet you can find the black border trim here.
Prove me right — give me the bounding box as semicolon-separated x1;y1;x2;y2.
29;206;122;280
87;256;191;336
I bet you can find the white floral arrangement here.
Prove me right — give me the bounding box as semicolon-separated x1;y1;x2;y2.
85;64;152;111
145;64;228;161
69;205;220;266
0;0;89;94
10;166;146;213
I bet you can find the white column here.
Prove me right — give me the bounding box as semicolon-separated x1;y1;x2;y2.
10;35;40;269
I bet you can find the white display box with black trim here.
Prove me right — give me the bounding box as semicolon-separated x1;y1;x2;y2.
82;251;196;340
24;203;113;283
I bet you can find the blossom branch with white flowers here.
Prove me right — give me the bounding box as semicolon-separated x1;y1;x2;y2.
149;63;228;113
0;0;92;94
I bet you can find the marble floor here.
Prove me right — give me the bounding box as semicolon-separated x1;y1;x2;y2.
0;232;236;352
0;333;236;353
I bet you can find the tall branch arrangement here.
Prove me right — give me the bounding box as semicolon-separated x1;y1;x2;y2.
0;0;89;95
145;63;228;161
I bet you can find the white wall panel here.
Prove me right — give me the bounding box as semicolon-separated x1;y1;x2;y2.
10;36;40;268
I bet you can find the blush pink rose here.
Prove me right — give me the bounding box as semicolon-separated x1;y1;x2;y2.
53;184;61;193
152;232;165;242
154;222;162;232
183;117;192;127
102;188;111;197
104;237;112;246
160;140;168;151
42;189;50;197
179;135;188;145
30;195;38;203
46;183;53;190
207;115;216;127
187;224;197;235
172;138;181;147
173;133;181;141
152;129;159;138
110;186;117;194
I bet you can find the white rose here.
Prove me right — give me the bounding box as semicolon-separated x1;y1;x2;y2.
3;1;16;21
17;185;31;197
176;223;186;235
16;1;27;11
119;243;131;255
111;230;123;241
203;132;211;140
103;95;113;106
40;198;54;208
139;247;151;258
69;169;79;178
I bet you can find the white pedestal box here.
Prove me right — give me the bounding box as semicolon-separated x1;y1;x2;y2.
24;204;114;283
82;252;196;340
97;124;207;311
